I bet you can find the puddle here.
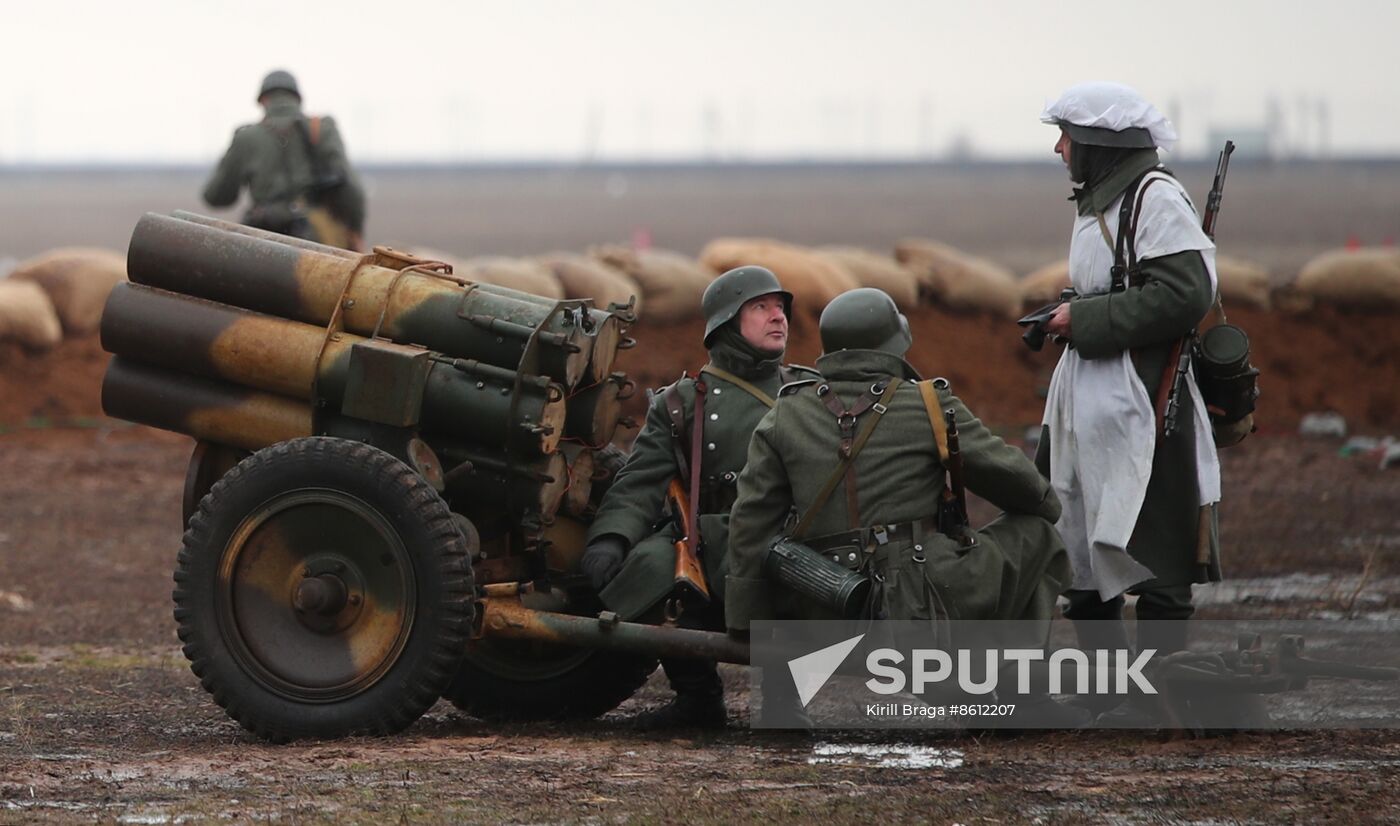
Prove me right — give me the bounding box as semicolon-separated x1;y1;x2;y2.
807;742;965;769
1;800;96;812
1197;574;1400;610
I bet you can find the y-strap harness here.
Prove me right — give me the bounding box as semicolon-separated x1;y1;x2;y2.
661;364;785;555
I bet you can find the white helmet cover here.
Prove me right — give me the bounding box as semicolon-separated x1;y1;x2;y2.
1041;81;1178;152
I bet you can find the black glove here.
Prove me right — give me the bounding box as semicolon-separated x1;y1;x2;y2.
580;535;628;590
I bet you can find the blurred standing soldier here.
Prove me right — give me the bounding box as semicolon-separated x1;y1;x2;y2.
580;266;818;729
727;288;1083;726
203;70;367;251
1037;82;1221;722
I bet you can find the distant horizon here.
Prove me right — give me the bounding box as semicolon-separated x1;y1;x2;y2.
5;153;1400;174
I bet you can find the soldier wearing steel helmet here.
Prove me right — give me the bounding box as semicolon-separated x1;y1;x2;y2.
203;70;367;250
727;287;1070;629
580;265;819;729
726;288;1084;725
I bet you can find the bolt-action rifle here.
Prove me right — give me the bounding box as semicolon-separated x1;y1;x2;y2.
1161;140;1234;437
938;408;975;547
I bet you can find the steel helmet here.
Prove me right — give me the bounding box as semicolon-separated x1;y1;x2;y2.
258;70;301;102
819;288;912;356
701;266;792;348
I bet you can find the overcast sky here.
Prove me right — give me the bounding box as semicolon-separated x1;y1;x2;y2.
2;0;1394;163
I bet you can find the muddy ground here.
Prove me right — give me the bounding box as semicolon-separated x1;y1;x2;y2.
2;164;1400;823
2;404;1398;824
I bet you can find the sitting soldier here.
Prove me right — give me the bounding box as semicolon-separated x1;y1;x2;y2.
726;287;1086;726
580;265;818;729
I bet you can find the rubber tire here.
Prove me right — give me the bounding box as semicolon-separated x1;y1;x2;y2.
445;645;656;722
174;437;475;742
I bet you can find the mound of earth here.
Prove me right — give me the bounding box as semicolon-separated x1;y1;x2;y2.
620;304;1400;434
1;304;1396;434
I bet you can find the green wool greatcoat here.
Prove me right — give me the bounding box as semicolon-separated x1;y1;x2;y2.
725;349;1072;631
587;336;818;621
203;91;366;233
1037;149;1222;591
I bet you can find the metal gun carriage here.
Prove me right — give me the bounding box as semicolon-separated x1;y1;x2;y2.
102;212;746;742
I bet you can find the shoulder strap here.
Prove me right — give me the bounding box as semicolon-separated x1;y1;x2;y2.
687;377;707;551
1111;167;1174;292
699;364;775;408
792;380;900;539
917;379;951;464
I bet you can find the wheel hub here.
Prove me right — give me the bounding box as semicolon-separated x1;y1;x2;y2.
294;573;349;616
216;489;416;702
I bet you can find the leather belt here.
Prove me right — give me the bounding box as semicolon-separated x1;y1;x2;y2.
804;517;937;569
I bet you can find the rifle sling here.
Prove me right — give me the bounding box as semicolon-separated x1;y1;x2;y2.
916;380;951;464
687;378;707;556
1111;169;1198;434
699;364;776;408
792;380;899;539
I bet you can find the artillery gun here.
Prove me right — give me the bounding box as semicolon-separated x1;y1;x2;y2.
102;213;747;741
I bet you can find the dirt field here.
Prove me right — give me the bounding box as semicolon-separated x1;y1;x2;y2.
2;164;1399;823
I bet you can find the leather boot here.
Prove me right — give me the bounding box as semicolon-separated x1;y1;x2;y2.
1065;617;1133;716
754;667;813;729
1096;596;1193;728
630;657;727;730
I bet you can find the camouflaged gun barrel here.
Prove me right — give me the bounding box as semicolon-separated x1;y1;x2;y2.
558;443;598;519
564;372;633;446
101;282;566;456
103;357;314;451
171;209;361;260
126;212;597;388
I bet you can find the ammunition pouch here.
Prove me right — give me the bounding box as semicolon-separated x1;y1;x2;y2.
763;536;872;619
1192;323;1260;448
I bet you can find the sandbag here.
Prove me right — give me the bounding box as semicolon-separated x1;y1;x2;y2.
816;246;920;310
1215;254;1271;310
1020;260;1072;308
590;245;714;323
895;238;1020;318
460;256;565;299
0;280;63;350
699;238;859;316
8;247;126;336
536;252;641;316
1294;248;1400;312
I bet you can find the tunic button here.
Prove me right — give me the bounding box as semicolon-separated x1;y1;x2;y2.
831;555;840;563
712;388;722;395
710;413;719;421
847;552;857;562
707;442;717;451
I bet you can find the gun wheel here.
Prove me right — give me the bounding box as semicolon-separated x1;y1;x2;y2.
175;436;475;742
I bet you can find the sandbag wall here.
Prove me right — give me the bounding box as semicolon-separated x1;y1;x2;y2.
100;211;636;536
